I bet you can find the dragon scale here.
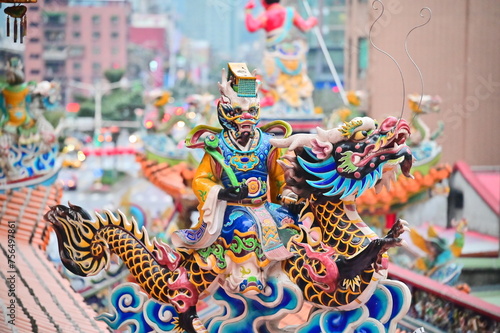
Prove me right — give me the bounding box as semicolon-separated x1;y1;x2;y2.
310;197;374;255
283;196;384;308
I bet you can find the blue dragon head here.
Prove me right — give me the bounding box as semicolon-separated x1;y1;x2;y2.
274;116;413;199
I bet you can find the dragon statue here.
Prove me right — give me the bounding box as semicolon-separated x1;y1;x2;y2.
406;218;467;286
45;65;414;332
406;93;444;170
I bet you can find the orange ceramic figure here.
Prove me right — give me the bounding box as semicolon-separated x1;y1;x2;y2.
0;58;36;139
245;0;317;114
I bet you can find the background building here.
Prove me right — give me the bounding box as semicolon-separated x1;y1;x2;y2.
128;13;170;88
299;0;348;91
14;0;500;167
345;0;500;166
23;0;130;95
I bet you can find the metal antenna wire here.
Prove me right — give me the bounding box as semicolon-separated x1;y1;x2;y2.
369;0;406;124
404;7;432;124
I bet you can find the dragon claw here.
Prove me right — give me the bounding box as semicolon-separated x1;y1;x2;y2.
385;218;409;239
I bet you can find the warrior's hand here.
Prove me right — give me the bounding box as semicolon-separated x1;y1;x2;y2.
218;184;249;202
279;191;304;215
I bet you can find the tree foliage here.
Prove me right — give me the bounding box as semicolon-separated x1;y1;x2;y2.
76;68;144;121
104;68;125;83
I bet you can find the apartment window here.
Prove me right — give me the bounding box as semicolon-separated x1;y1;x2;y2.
29;37;40;43
30;69;41;75
73;14;81;23
29;21;39;28
327;11;346;26
92;63;101;72
92;46;101;55
323;50;344;73
325;30;345;47
358;37;368;78
92;31;101;39
45;61;65;76
92;15;101;25
29;53;40;59
73;77;82;82
68;45;84;57
29;6;39;12
73;62;82;70
111;15;119;25
111;47;119;55
45;31;57;41
73;31;81;39
43;12;66;25
111;32;119;39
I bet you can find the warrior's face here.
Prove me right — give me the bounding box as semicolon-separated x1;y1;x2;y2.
217;100;260;141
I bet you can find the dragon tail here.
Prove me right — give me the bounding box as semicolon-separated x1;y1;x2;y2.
44;203;186;307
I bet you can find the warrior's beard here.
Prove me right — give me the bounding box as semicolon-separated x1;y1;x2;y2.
236;131;252;146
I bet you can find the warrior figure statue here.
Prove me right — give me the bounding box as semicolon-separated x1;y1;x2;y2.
45;63;413;333
245;0;318;116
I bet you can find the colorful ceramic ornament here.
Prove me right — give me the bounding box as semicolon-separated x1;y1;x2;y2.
45;64;414;333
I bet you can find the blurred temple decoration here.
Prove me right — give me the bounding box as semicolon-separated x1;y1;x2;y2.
245;0;324;132
327;90;366;128
0;56;109;331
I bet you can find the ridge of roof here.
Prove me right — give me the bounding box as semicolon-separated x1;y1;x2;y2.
454;161;500;216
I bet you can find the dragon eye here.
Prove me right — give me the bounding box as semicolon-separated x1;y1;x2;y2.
352;130;368;141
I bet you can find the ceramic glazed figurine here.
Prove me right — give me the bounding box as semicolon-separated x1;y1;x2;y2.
0;57;36;141
0;58;59;184
45;64;414;333
245;0;317;115
173;63;300;295
408;219;467;286
406;93;444;167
